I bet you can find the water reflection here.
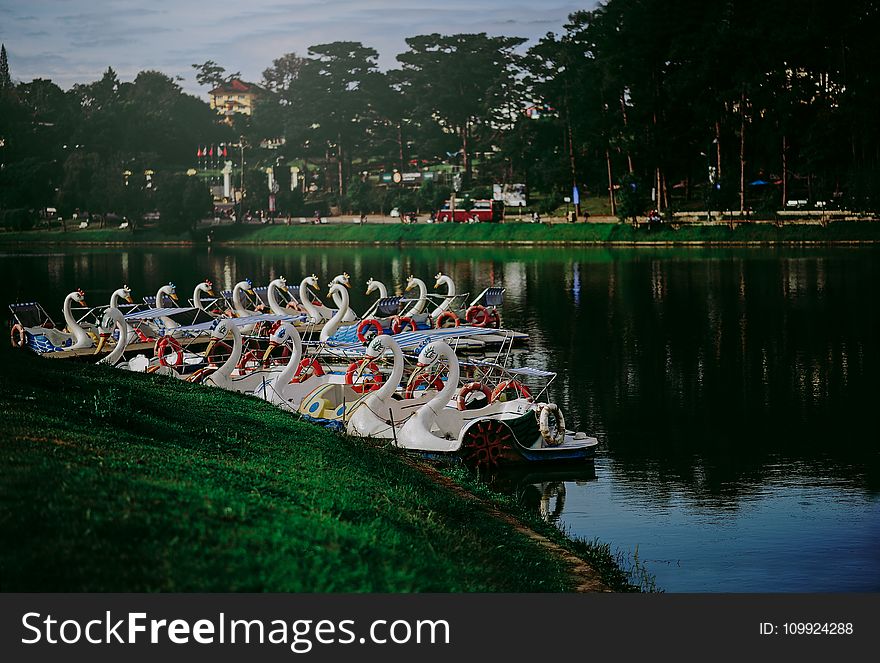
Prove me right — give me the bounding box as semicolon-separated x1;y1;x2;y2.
2;245;878;590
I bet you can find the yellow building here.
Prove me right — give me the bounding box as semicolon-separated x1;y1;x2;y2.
209;79;260;120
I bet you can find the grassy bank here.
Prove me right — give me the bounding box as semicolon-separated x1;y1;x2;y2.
0;348;627;592
2;220;880;246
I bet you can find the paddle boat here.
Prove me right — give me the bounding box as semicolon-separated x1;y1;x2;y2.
396;340;598;468
9;289;95;353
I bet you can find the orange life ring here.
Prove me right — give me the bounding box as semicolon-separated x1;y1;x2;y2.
357;318;383;342
155;336;184;366
465;305;489;327
391;315;416;335
404;373;444;398
293;357;325;382
10;324;26;349
457;381;493;410
345;360;384;394
491;380;533;403
435;311;460;329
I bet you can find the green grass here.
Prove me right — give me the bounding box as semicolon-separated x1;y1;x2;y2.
0;347;595;592
3;220;879;245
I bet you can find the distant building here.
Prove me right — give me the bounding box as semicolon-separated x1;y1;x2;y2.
209;79;260;121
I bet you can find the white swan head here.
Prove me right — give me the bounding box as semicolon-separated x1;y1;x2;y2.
235;278;255;296
197;279;216;296
303;274;320;291
71;288;88;307
326;281;348;302
204;318;233;355
262;321;295;362
405;275;416;291
332;272;351;289
95;309;119;353
364;334;390;360
365;277;377;294
159;282;178;304
272;276;289;293
113;284;134;304
434;273;444;288
416;340;444;368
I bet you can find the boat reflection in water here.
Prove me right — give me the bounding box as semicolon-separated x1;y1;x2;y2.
487;463;597;524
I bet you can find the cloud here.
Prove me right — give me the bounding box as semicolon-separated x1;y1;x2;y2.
0;0;595;93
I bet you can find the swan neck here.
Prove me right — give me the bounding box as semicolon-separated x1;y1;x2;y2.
275;327;303;387
217;324;242;378
321;288;348;341
105;309;128;364
373;341;404;402
267;281;286;315
300;281;320;323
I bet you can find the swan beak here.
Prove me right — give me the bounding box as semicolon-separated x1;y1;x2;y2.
125;295;134;304
169;293;179;302
94;334;108;354
80;299;88;308
246;289;255;296
262;342;278;363
364;289;370;295
433;281;441;288
204;339;217;356
207;289;216;297
343;281;351;289
282;286;289;293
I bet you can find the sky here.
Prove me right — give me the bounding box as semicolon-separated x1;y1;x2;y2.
0;0;595;97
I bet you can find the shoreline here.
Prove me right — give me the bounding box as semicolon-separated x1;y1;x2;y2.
1;220;879;248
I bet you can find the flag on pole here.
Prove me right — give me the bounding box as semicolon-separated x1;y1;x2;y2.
572;185;580;206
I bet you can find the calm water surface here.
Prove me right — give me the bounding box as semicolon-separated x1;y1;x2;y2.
2;245;878;592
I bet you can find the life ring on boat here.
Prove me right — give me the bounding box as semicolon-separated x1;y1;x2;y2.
491;380;533;403
404;373;444;398
457;381;493;411
465;305;489;327
435;311;460;329
205;340;232;366
10;324;26;349
356;318;383;342
345;360;384;394
486;308;502;329
538;403;566;447
187;366;217;384
390;315;416;335
292;357;325;382
236;350;260;373
155;336;184;366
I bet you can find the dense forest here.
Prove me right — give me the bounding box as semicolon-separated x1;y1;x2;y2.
1;0;878;228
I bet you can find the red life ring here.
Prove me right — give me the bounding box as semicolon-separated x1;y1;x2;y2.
457;381;493;410
391;315;417;335
486;308;502;329
465;305;489;327
206;340;232;366
155;336;184;366
10;324;26;349
435;311;460;329
356;318;383;342
134;326;151;343
345;360;384;394
491;380;533;403
292;357;325;383
404;373;444;398
236;350;259;373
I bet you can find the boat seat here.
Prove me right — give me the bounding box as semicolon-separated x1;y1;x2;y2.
376;296;403;317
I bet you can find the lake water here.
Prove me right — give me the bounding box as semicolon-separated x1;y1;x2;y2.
2;244;878;592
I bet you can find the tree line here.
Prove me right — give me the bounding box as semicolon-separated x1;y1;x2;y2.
1;0;878;230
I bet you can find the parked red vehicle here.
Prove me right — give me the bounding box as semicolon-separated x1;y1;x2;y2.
437;199;503;222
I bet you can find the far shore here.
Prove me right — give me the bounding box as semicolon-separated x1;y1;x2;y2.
1;218;879;248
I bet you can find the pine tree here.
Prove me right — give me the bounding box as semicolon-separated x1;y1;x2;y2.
0;44;11;91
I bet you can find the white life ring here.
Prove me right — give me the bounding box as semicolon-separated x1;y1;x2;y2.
538;403;566;447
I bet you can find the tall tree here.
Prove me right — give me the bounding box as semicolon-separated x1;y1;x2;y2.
0;44;12;92
397;33;526;185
